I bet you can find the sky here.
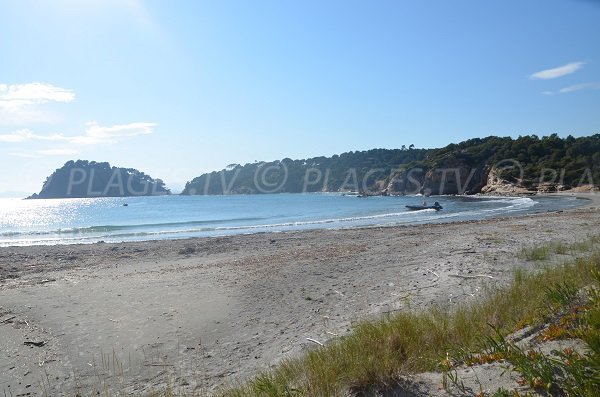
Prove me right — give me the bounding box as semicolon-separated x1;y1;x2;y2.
0;0;599;195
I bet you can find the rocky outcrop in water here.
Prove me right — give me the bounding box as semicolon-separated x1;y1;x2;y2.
27;160;170;199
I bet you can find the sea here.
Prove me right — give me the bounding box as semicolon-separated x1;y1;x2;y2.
0;194;587;247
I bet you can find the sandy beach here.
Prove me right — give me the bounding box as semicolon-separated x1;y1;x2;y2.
1;194;599;395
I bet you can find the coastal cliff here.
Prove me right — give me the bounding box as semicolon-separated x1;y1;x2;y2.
27;160;171;199
386;164;488;196
182;134;600;196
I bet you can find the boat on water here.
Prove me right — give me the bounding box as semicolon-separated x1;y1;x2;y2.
405;201;443;211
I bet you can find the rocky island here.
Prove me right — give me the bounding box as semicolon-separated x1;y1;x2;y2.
27;160;170;199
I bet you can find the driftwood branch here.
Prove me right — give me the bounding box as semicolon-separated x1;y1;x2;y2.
426;268;440;281
0;316;16;324
24;341;45;347
306;338;324;346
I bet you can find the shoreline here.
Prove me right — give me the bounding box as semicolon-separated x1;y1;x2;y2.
0;193;599;395
0;192;594;250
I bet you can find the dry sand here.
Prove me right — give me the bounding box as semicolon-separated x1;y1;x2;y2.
1;193;599;396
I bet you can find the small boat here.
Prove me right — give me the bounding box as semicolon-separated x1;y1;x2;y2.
405;201;443;211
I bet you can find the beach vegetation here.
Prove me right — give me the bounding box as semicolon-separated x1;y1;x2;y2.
519;235;600;261
217;244;600;396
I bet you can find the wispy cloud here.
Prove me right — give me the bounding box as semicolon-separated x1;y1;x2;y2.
0;129;68;143
530;62;584;80
0;83;75;125
0;83;75;109
65;121;157;145
541;82;600;96
0;129;35;142
83;121;156;140
0;122;157;145
558;82;600;93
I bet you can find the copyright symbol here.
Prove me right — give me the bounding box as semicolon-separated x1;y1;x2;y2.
493;159;524;183
253;162;288;193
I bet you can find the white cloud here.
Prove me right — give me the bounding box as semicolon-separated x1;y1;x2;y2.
66;121;157;145
541;82;600;95
0;122;157;159
85;121;156;138
558;82;600;93
530;62;584;80
0;129;68;142
0;83;75;109
0;122;156;145
0;129;36;142
0;83;75;125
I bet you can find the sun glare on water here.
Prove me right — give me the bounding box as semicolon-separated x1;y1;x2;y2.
0;198;82;229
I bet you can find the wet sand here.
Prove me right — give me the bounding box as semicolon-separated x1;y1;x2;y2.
1;194;599;395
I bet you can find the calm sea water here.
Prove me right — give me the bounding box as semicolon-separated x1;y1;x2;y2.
0;194;586;246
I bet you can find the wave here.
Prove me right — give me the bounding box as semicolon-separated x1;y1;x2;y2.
0;216;267;237
0;208;439;243
0;195;572;247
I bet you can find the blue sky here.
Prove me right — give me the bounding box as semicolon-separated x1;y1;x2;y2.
0;0;599;194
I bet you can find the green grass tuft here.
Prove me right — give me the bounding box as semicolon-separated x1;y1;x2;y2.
519;234;600;261
544;281;579;308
